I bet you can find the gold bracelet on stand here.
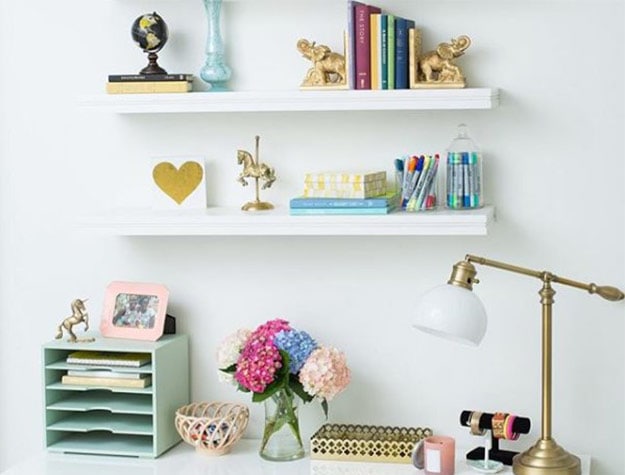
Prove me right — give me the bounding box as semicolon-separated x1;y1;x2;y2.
491;412;507;439
470;411;486;436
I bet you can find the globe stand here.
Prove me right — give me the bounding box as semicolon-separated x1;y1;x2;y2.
140;52;167;75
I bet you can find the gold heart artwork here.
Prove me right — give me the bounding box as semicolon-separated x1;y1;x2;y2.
152;161;204;205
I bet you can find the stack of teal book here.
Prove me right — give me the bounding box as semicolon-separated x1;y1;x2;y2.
289;170;398;215
291;170;396;215
289;193;398;215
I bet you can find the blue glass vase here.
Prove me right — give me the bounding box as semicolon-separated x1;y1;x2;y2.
200;0;231;91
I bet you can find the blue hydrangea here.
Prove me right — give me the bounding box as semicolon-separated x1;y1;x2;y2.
274;329;317;374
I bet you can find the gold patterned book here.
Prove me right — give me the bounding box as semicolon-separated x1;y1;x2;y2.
303;171;386;185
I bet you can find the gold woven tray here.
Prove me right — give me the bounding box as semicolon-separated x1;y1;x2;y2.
310;423;433;464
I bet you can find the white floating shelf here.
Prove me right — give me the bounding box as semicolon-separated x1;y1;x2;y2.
80;88;499;114
81;206;495;236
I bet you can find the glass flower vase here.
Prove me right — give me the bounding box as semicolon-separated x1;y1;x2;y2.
260;388;305;461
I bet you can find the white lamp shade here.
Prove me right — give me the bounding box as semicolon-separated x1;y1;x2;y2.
413;284;488;346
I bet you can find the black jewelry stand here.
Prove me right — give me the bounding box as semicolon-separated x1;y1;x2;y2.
460;410;531;466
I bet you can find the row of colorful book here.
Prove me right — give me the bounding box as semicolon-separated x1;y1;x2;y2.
106;73;194;94
289;171;397;215
61;351;153;388
347;1;417;90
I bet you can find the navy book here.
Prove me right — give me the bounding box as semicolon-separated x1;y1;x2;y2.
394;18;415;89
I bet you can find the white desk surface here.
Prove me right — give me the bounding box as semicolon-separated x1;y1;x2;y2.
1;439;590;475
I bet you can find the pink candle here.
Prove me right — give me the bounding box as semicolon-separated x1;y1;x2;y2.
423;436;455;475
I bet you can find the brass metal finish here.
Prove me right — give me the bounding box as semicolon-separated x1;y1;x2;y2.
237;136;276;212
513;439;581;475
447;254;623;475
448;259;479;290
55;299;95;343
310;423;433;464
241;200;274;211
464;254;625;302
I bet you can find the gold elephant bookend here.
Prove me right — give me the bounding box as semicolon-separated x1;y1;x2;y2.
410;34;472;89
296;37;348;89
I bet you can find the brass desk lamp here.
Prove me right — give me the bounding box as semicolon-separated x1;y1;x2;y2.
413;254;624;475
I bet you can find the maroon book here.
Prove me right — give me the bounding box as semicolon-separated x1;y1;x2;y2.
354;3;381;90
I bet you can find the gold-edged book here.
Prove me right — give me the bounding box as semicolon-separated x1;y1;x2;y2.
62;374;152;388
106;81;192;94
66;351;151;367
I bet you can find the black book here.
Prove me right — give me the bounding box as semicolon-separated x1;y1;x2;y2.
108;73;194;82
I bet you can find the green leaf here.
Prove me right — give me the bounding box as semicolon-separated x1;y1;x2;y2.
289;378;313;403
252;382;281;403
220;363;237;374
321;399;329;419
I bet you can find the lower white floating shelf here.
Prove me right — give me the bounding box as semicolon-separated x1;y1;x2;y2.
81;206;495;236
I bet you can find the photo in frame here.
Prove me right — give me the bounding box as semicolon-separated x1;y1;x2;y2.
100;281;169;341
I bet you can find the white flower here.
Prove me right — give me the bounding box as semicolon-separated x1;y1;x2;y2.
216;328;252;383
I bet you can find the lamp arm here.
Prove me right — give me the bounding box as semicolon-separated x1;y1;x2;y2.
464;254;624;302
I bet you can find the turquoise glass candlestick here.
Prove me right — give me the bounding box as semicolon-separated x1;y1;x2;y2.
200;0;231;91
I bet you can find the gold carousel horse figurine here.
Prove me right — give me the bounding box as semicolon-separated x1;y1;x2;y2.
237;140;276;190
237;136;277;211
55;298;95;343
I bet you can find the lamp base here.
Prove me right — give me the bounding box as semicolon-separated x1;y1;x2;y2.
512;438;581;475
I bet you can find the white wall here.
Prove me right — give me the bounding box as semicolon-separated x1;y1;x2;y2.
1;0;623;473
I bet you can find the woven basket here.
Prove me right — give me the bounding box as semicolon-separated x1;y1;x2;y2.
175;401;249;456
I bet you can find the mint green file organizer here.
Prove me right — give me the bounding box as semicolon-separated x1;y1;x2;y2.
42;334;189;458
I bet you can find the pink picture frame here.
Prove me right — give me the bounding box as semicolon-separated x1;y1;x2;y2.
100;281;169;341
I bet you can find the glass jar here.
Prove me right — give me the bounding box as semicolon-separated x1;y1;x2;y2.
446;124;483;209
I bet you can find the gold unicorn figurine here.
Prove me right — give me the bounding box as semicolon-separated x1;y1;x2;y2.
55;298;95;343
237;135;277;211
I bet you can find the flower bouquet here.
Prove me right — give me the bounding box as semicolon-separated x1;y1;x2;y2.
217;318;350;461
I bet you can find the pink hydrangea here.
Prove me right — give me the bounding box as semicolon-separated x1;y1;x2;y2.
253;318;291;340
298;346;350;401
234;319;291;393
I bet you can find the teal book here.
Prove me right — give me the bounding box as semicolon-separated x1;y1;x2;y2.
290;192;398;209
380;14;388;90
290;206;394;215
387;14;395;90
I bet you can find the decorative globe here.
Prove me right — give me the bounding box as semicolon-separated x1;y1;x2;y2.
131;12;168;53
